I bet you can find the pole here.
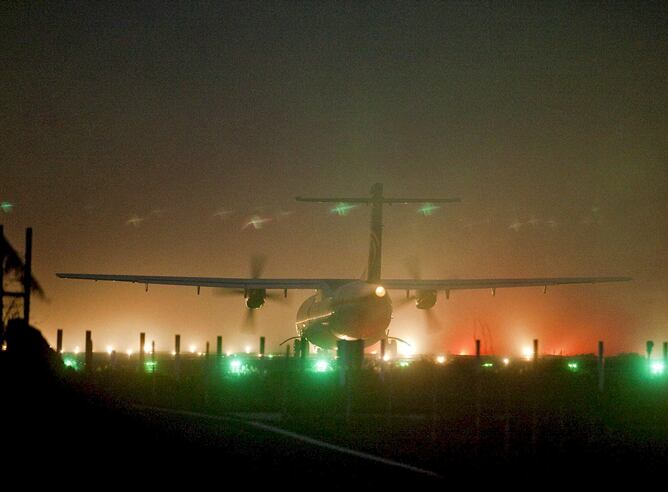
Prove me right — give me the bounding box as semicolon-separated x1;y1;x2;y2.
139;332;146;367
597;341;605;393
175;334;181;378
300;337;308;361
475;339;481;359
23;227;32;323
216;336;222;357
85;330;93;372
56;329;63;354
533;339;539;365
259;336;265;357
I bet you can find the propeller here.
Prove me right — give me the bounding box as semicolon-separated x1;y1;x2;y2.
398;255;444;333
215;254;286;331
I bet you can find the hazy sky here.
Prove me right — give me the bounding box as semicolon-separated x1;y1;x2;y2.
2;1;666;356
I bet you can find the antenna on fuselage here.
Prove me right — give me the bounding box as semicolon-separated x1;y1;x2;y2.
296;183;460;283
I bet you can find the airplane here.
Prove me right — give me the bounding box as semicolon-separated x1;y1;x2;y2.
57;183;631;351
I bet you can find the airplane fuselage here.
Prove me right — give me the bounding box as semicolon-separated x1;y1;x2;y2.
296;281;392;349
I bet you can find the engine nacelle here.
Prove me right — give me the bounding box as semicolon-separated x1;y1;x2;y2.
246;289;266;309
415;290;437;309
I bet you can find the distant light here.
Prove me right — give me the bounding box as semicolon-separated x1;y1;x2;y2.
398;360;411;368
330;202;357;216
0;201;13;213
383;354;391;362
171;350;177;356
522;346;534;360
189;344;197;354
314;360;330;372
106;345;113;355
567;362;579;372
650;361;665;376
245;345;251;354
459;350;467;356
143;343;152;353
375;285;386;297
226;351;232;357
482;362;494;368
267;354;274;359
63;357;79;370
74;346;80;355
127;349;133;357
502;358;510;366
144;360;157;373
417;202;440;216
436;355;446;364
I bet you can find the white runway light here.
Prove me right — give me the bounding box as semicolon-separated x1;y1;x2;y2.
375;285;386;297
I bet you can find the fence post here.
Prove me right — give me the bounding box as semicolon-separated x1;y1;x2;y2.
85;330;93;372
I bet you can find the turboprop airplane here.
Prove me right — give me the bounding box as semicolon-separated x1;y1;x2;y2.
57;183;630;349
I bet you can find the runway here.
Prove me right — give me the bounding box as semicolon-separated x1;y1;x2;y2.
129;405;444;483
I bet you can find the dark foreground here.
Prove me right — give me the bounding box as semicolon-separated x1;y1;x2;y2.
3;327;668;485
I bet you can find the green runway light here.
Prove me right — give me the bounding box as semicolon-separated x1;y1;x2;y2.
567;362;579;372
314;359;330;372
229;358;244;374
63;357;79;370
398;360;411;368
330;202;357;216
417;202;439;216
482;362;494;368
650;361;665;376
144;361;157;373
0;201;13;213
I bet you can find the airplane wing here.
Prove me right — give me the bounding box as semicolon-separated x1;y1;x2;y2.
380;276;631;293
55;273;356;291
57;273;630;294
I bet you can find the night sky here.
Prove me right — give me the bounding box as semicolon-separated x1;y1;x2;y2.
2;1;666;356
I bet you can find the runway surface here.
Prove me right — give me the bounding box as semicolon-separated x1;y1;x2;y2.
128;405;444;484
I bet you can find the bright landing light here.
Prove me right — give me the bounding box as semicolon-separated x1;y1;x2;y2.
522;346;534;360
436;355;446;364
375;285;386;297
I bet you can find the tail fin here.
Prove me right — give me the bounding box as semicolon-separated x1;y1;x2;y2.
296;183;460;284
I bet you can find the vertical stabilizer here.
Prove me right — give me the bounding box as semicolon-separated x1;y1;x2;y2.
367;183;383;282
295;184;460;284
